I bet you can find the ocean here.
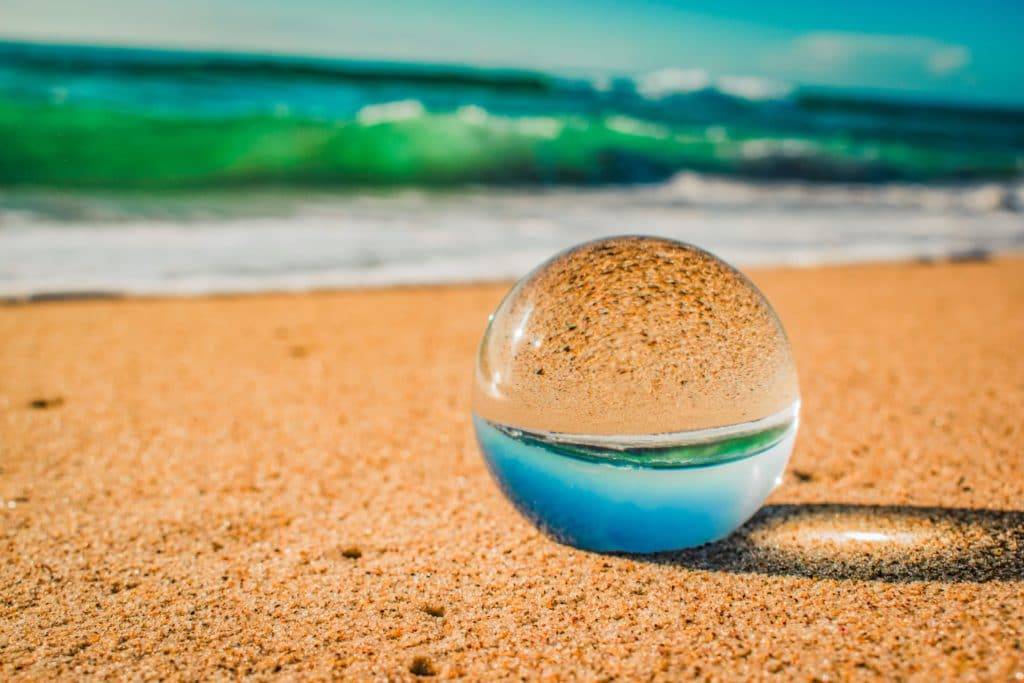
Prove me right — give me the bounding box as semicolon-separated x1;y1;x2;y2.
1;41;1022;296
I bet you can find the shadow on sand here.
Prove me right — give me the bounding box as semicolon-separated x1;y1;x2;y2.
641;503;1024;583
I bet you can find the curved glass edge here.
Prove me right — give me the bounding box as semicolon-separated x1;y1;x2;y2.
478;402;800;469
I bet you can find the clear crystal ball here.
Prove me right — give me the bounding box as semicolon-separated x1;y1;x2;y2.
472;236;800;553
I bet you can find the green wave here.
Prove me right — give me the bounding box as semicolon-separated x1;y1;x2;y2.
0;98;1020;188
492;420;795;469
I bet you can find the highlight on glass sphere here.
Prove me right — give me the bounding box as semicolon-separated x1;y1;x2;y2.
472;235;800;553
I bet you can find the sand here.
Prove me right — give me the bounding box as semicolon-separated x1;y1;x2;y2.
473;236;799;436
1;258;1022;680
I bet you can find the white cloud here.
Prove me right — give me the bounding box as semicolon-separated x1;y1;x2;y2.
785;32;971;80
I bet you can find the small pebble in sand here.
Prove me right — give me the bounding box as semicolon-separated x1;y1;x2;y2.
421;604;445;618
409;656;436;677
792;469;814;482
339;546;362;559
28;396;64;409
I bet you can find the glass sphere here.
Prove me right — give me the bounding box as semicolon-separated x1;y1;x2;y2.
472;236;800;553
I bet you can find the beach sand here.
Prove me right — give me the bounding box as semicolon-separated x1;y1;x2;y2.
1;258;1022;680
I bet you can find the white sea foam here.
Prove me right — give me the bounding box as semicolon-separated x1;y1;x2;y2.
456;106;564;139
634;68;711;99
1;177;1021;297
632;69;794;102
356;99;425;125
604;115;671;139
716;75;793;101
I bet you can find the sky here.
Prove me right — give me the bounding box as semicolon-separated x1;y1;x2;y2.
2;0;1022;105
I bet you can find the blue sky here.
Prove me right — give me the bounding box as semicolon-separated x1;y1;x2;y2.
2;0;1022;104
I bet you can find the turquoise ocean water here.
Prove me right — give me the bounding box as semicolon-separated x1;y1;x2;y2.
1;41;1022;295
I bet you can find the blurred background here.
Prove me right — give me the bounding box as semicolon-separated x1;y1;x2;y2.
1;0;1022;296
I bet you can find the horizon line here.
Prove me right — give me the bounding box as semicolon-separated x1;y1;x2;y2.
3;36;1024;113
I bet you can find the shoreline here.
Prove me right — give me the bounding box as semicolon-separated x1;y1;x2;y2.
1;250;1015;305
4;175;1022;300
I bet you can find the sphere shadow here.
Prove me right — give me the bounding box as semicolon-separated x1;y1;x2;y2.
639;503;1024;583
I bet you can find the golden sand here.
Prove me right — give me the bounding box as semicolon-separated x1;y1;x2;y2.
474;237;798;435
1;258;1022;680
